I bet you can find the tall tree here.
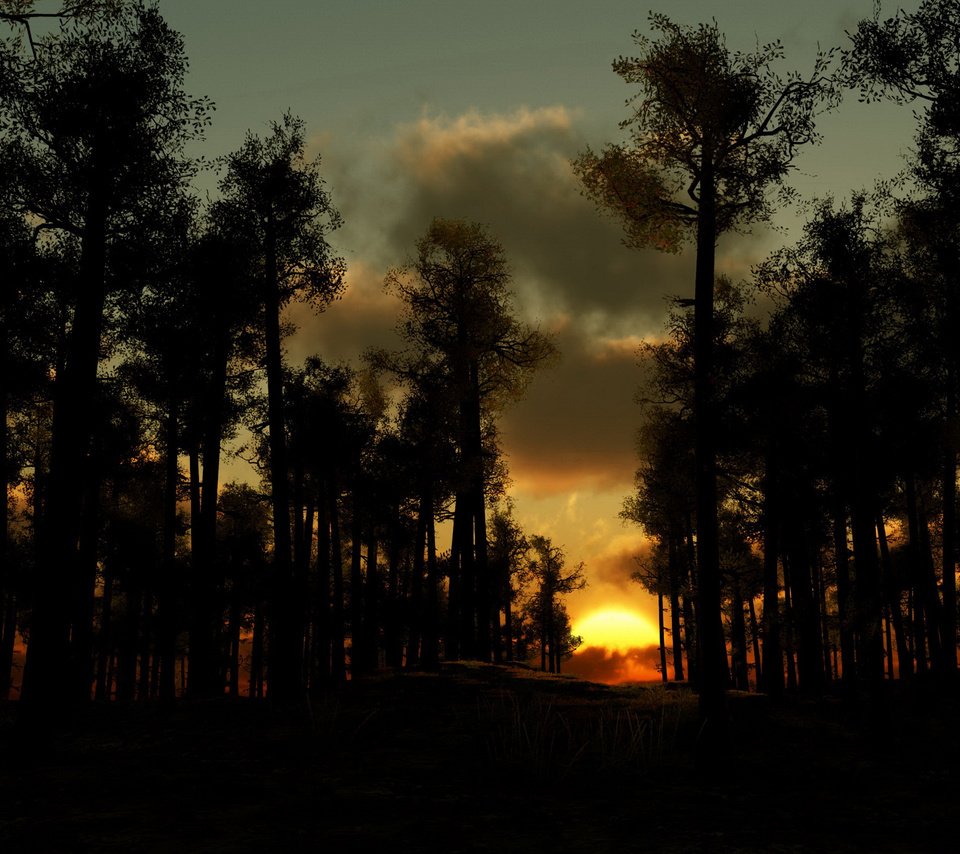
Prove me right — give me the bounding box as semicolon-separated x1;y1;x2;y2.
213;113;344;701
523;535;585;674
383;218;554;662
574;14;837;732
5;5;211;713
846;0;960;672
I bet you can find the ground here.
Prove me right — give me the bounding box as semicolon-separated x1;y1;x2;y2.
1;665;957;853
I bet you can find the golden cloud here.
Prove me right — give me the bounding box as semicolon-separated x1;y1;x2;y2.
564;644;663;684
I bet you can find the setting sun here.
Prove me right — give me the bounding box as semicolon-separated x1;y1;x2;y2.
573;608;660;653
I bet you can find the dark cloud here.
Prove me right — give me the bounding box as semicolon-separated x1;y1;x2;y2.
380;107;693;327
590;537;652;591
564;644;663;684
499;322;650;496
306;107;775;496
286;261;404;367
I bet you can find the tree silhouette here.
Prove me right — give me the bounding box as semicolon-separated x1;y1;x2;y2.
5;5;210;714
523;535;585;674
846;2;960;674
384;218;554;662
574;14;837;731
213;112;344;701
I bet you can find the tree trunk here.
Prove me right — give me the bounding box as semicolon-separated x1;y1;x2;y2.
422;492;440;669
683;518;699;686
782;558;797;693
668;534;685;681
943;375;958;673
915;488;945;672
658;591;668;683
349;500;364;677
158;396;178;705
227;581;241;697
761;448;783;697
312;481;331;687
877;514;911;680
0;318;11;701
329;479;346;682
188;316;228;698
249;603;264;699
364;532;379;671
747;595;762;690
730;581;750;692
390;525;404;668
95;564;114;702
22;190;108;713
833;505;857;689
263;225;297;701
785;514;823;696
692;154;726;736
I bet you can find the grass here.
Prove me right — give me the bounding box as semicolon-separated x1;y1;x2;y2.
1;664;958;853
478;682;693;778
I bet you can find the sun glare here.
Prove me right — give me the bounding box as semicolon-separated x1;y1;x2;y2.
573;608;660;653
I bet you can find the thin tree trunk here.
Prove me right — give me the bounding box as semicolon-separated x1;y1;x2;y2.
95;565;114;702
914;482;945;671
312;482;331;687
263;226;297;700
405;505;426;669
329;479;346;682
658;590;668;682
761;454;783;697
943;379;958;673
189;313;228;698
730;581;750;692
422;493;440;669
365;532;379;671
23;192;108;713
349;501;364;676
877;514;911;680
783;558;797;693
383;507;404;667
692;154;726;734
833;505;856;690
669;533;685;681
747;595;762;690
249;603;264;699
158;396;178;705
0;322;12;701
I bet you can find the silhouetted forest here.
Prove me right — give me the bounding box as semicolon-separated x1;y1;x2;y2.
4;0;960;829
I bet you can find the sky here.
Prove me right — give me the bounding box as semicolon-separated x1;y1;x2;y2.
156;0;921;680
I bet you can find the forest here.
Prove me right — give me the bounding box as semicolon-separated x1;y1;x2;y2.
3;1;960;850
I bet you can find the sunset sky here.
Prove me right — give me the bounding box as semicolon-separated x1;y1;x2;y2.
159;0;919;679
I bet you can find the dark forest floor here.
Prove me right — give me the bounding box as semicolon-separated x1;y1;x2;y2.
1;664;958;853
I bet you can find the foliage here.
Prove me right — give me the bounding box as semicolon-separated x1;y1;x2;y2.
213;111;345;312
573;13;838;250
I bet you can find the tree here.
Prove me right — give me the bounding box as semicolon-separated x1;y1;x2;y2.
523;535;585;674
5;5;211;714
383;218;554;662
574;14;837;731
487;503;529;662
845;0;960;673
213;112;344;701
386;219;554;659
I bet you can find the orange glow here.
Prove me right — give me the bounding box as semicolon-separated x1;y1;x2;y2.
573;607;660;653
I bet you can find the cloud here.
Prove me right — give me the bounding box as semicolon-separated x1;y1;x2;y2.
322;105;713;328
587;532;652;591
499;323;649;497
286;259;403;367
308;106;777;506
380;106;696;327
564;644;663;684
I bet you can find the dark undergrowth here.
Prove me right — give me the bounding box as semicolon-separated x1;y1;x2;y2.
1;665;957;853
